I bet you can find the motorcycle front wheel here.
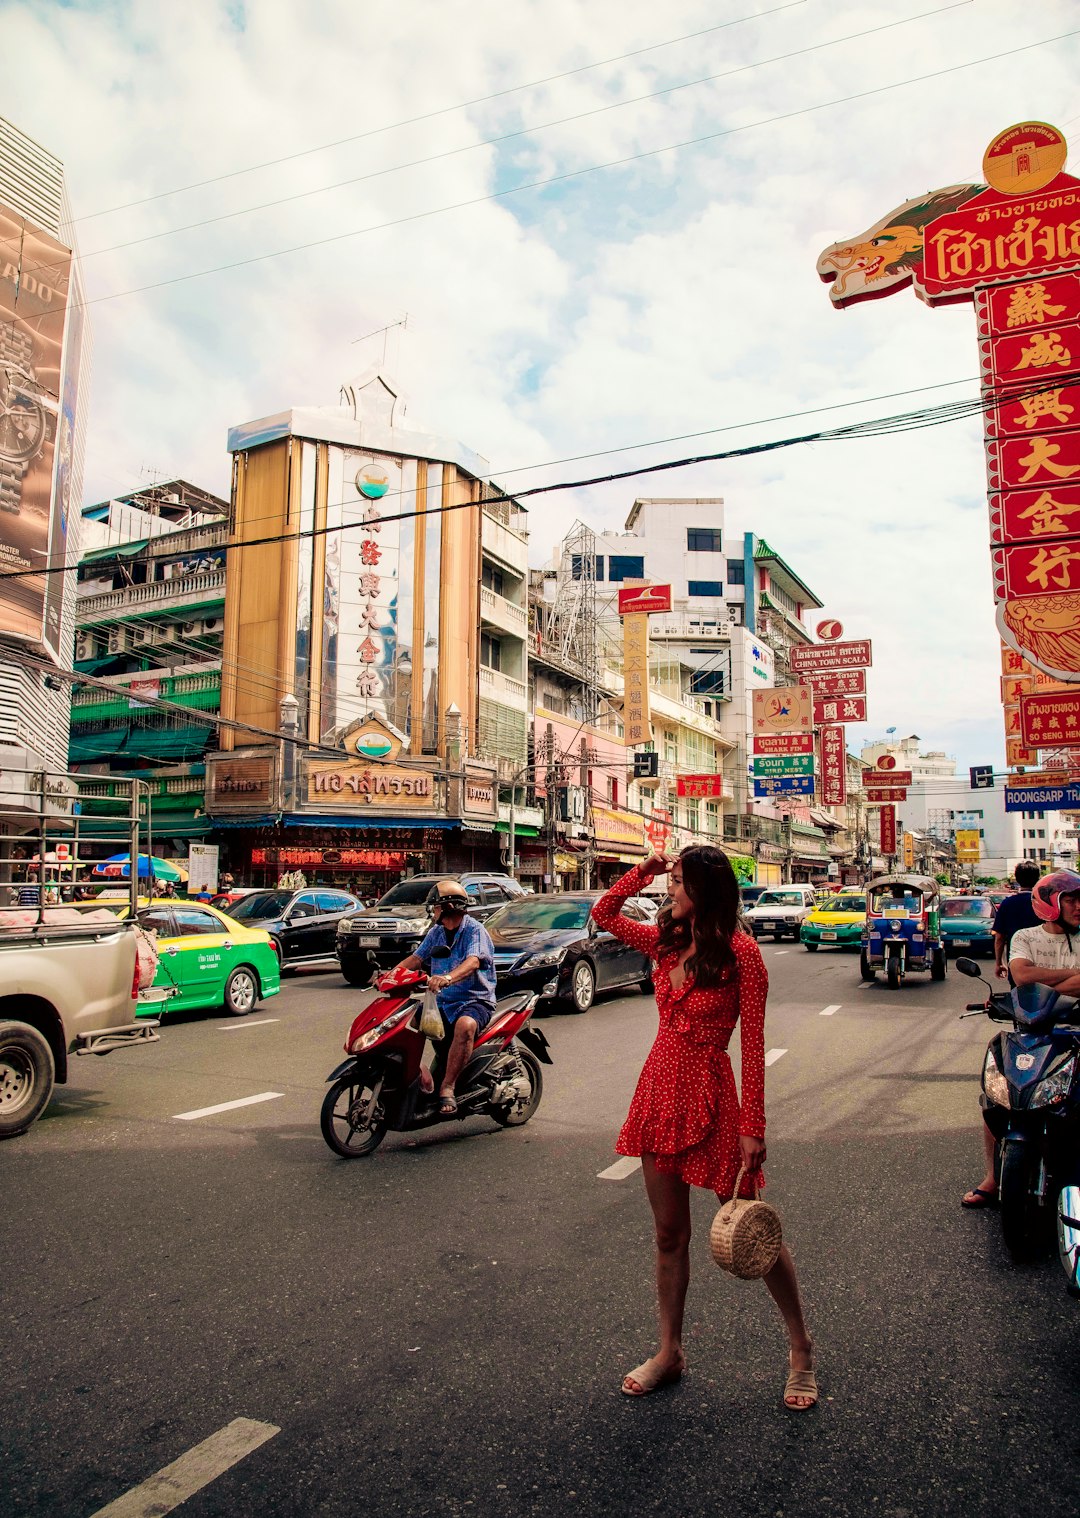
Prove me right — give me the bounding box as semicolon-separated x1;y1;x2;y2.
999;1138;1044;1260
320;1065;388;1158
886;957;902;990
490;1048;543;1128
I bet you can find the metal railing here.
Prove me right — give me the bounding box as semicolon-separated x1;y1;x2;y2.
78;569;227;618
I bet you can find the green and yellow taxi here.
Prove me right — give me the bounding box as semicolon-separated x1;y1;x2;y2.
118;900;281;1017
800;890;867;952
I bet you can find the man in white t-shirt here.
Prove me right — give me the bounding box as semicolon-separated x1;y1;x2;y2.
963;870;1080;1208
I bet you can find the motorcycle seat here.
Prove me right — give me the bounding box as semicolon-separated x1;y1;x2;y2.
493;991;532;1016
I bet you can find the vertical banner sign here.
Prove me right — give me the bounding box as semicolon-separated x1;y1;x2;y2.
622;614;651;746
819;725;847;805
903;831;915;869
0;202;73;654
879;804;897;856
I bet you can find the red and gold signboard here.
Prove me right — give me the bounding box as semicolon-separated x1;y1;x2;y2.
993;539;1080;600
645;809;672;850
1019;690;1080;747
818;725;846;806
866;787;908;802
753;733;815;756
1006;736;1038;766
617;584;672;615
986;429;1080;491
981;322;1080;391
675;773;725;798
985;380;1080;440
879;805;897;855
862;769;913;786
622;613;651;747
813;695;867;726
979;272;1080;336
807;669;866;697
990;482;1080;544
790;639;871;672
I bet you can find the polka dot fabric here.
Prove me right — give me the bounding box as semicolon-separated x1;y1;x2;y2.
592;863;767;1199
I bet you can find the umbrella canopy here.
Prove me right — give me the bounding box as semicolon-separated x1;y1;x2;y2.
92;853;186;882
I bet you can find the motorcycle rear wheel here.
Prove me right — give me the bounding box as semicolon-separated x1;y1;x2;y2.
999;1138;1045;1260
320;1066;388;1158
490;1048;543;1127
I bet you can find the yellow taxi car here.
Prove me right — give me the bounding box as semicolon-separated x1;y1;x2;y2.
800;890;867;952
114;900;282;1017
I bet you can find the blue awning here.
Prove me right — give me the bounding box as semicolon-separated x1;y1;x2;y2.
285;816;459;830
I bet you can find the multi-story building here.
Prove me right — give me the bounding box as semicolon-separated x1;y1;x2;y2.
207;368;530;897
0;115;91;824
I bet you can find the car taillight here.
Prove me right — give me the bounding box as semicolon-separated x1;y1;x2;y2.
131;955;141;1002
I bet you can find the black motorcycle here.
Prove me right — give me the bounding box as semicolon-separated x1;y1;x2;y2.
957;957;1080;1272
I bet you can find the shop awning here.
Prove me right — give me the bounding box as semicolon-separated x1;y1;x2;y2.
494;821;539;837
81;538;150;563
284;815;459;830
69;726;211;764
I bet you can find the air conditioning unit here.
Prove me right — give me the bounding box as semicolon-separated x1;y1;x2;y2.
728;605;743;625
75;633;96;661
132;626;156;646
200;616;222;636
181;620;200;636
107;629;128;654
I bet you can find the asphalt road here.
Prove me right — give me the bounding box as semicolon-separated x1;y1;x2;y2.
3;941;1080;1518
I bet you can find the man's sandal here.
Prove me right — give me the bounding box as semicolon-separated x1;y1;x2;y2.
784;1349;818;1412
438;1094;458;1115
621;1355;685;1397
961;1186;999;1209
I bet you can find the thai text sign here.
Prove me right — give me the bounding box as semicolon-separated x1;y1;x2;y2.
879;805;897;855
790;640;871;672
918;178;1080;301
622;614;651;746
861;769;913;786
819;725;846;805
252;846;408;869
593;804;646;849
753;775;814;796
753;686;812;736
1005;780;1080;811
752;754;815;777
753;733;814;755
675;773;725;797
1019;690;1080;746
808;670;866;697
617;584;672;615
813;695;867;725
306;760;437;807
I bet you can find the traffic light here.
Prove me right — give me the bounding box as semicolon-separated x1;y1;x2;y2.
633;751;659;779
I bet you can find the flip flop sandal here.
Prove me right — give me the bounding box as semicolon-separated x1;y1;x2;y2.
784;1359;818;1412
438;1095;459;1115
621;1358;685;1397
961;1186;999;1209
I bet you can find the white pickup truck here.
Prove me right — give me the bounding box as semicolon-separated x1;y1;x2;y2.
0;911;160;1138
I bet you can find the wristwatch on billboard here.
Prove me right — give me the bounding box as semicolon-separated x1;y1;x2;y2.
0;325;49;516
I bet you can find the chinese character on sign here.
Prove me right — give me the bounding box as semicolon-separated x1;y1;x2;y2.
358;572;381;596
361;505;384;531
1025;543;1080;590
358;603;382;630
1016;437;1080;483
1011;331;1073;371
358;636;379;664
1010;389;1075;429
360;539;382;566
355;669;382;697
1016;489;1080;534
1006;282;1067;328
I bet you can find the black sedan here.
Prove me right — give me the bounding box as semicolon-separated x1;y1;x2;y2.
486;892;654;1013
226;887;364;968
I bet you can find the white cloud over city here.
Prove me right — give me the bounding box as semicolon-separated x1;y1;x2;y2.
4;0;1079;768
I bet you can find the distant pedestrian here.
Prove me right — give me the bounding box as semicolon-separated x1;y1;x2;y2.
991;862;1041;984
592;846;817;1410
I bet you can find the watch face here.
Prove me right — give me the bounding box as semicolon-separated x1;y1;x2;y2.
0;366;47;462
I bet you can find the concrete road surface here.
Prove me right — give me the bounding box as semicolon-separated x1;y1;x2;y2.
3;942;1079;1517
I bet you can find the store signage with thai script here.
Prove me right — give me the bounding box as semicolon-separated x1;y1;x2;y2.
813;695;867;726
462;770;497;818
206;755;275;811
753;733;814;756
675;773;725;797
790;640;872;672
617;584;672;615
752;754;815;777
808;670;866;697
593;804;647;849
752;775;814;796
819;725;846;806
861;769;913;786
251;846;407;870
1019;690;1080;747
752;686;812;736
305;760;437;807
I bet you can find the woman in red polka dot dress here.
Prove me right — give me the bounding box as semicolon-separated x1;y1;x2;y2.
592;845;816;1410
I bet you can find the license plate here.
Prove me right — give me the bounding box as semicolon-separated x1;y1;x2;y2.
357;936;379;947
821;931;837;941
953;938;971;947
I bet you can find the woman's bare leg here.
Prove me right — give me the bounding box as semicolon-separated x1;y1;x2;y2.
623;1155;690;1394
762;1243;815;1408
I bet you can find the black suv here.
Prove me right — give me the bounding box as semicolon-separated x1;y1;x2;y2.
227;888;364;969
336;872;526;984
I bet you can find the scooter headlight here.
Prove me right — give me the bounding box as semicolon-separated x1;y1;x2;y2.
983;1046;1011;1108
1030;1052;1077;1110
351;1008;410;1054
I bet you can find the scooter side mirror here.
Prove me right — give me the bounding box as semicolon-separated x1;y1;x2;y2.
955;957;982;978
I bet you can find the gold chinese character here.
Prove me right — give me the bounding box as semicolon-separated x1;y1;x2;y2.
1025;543;1080;590
1016;489;1080;534
1010;388;1075;430
1006;282;1067;328
1016;436;1080;483
1011;330;1073;371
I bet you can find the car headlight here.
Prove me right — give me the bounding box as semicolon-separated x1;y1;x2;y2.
983;1046;1011;1108
338;916;364;933
1031;1053;1076;1109
519;946;568;970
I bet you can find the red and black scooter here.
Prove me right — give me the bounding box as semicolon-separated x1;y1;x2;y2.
320;965;552;1158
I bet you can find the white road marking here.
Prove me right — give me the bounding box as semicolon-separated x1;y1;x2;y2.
173;1092;284;1121
774;950;789;956
820;1004;841;1016
89;1417;280;1518
765;1048;787;1066
218;1019;280;1031
598;1157;642;1181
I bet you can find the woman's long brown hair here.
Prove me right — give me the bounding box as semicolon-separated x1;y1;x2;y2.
654;845;741;988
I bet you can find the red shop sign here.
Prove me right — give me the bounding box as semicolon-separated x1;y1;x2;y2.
993;539;1080;600
918;176;1080;302
813;695;867;725
989;481;1080;543
818;725;847;806
980;323;1080;392
879;805;897;855
808;669;866;697
977;272;1080;337
985;428;1080;491
753;733;815;755
985;380;1080;440
790;639;871;671
1019;690;1080;747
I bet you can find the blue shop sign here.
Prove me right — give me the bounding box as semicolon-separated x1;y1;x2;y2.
752;775;815;796
1005;783;1080;812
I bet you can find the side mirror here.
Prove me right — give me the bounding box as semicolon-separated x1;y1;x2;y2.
587;918;598;938
955;957;981;978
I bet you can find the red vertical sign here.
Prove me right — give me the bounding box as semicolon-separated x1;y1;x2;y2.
818;725;847;805
879;804;897;855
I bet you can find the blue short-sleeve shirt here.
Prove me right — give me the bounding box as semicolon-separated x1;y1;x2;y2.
414;915;497;1027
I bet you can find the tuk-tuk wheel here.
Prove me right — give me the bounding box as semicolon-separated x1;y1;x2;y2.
887;958;901;990
860;950;876;981
930;948;947;982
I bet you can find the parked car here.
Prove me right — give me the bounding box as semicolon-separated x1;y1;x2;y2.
122;900;282;1016
939;895;996;956
485;892;654;1013
226;888;364;968
800;891;866;951
210;887;262;911
336;872;526;982
740;885;769;907
743;885;818;941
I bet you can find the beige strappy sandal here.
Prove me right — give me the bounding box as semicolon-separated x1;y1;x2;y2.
784;1345;818;1411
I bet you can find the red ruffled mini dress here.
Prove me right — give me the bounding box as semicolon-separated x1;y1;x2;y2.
592;862;768;1200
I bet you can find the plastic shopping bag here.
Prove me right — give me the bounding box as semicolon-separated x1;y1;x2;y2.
419;989;445;1040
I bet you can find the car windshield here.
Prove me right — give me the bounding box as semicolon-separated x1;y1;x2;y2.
486;898;593;933
943;898;992;918
229;891;293;919
827;896;865;911
376;879;439;907
756;891;806;906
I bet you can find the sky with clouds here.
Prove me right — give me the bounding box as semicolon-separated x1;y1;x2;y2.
4;0;1079;771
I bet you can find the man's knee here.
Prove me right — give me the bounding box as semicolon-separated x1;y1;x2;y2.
453;1016;478;1042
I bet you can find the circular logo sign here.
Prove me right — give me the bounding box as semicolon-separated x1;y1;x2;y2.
983;121;1067;196
356;464;390;499
815;619;844;642
352;732;393;760
877;755;897;770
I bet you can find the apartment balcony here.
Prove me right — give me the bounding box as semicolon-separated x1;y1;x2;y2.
479;664;528;710
78;569;226;625
482;510;528;574
71;668;222;724
480;584;528;639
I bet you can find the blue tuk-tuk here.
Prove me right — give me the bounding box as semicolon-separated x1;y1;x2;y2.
860;874;946;989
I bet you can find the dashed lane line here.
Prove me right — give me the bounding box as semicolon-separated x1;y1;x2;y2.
173;1092;284;1121
820;1004;841;1016
774;950;790;956
218;1019;280;1031
598;1156;643;1181
764;1048;788;1066
89;1417;280;1518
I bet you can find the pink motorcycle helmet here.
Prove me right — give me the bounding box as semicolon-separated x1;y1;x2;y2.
1031;869;1080;924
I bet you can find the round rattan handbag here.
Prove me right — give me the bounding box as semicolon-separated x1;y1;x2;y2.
709;1165;782;1280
